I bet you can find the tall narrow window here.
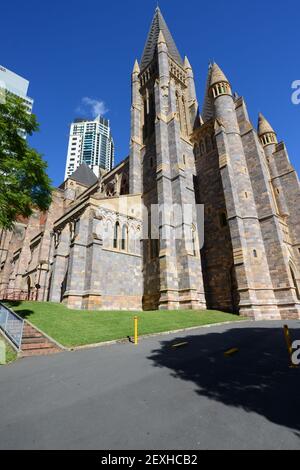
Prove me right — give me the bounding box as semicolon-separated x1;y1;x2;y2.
290;266;300;300
191;225;197;256
121;225;128;251
181;96;188;135
113;222;119;249
176;92;182;132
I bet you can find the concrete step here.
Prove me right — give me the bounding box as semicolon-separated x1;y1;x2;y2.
22;332;41;338
20;321;63;357
22;342;54;351
22;348;61;357
22;337;48;345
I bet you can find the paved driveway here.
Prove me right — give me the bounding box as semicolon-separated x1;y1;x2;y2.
0;320;300;450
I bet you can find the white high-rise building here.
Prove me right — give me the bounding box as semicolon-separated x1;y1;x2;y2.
65;115;114;180
0;65;34;138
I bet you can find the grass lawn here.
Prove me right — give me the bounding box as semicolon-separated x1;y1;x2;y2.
0;334;18;364
5;301;246;348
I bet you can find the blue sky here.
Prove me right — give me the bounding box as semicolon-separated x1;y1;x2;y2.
1;0;299;186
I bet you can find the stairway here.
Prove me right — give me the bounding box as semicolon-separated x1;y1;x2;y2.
21;322;62;357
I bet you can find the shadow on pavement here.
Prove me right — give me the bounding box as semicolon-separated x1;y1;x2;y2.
148;325;300;435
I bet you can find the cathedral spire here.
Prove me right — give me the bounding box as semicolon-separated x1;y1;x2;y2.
209;62;230;87
140;7;183;71
258;113;276;136
183;56;193;73
132;59;140;75
257;113;277;147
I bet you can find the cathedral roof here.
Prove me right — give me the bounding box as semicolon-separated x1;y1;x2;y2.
140;7;183;71
257;113;276;136
68;163;98;187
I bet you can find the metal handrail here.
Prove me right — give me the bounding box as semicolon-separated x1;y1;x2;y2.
0;302;24;350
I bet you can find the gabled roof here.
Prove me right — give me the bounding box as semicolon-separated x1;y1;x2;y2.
68;163;98;187
140;7;183;71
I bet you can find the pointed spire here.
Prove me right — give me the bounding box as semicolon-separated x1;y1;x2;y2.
209;62;230;87
132;59;140;74
140;7;183;70
257;113;276;136
202;65;215;122
184;56;192;70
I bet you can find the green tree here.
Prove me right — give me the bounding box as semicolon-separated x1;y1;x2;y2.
0;92;52;229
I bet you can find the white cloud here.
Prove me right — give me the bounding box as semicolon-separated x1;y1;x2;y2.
77;97;108;117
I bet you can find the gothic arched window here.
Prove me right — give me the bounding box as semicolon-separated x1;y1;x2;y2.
121;225;128;251
113;222;120;249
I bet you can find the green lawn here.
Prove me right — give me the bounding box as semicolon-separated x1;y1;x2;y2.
5;301;245;348
0;334;18;364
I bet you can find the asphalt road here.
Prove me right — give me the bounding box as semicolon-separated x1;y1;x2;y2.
0;320;300;450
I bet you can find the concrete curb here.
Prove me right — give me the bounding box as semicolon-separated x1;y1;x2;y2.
69;318;251;352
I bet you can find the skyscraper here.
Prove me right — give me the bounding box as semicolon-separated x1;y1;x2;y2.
65;115;114;180
0;65;34;138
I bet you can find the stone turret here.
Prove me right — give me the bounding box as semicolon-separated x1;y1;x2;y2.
209;62;232;98
258;113;278;149
207;62;281;319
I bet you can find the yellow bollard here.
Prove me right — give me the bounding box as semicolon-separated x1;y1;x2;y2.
224;348;239;357
134;316;138;346
283;325;292;356
283;324;297;367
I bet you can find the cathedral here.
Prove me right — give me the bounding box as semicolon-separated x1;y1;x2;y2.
1;7;300;320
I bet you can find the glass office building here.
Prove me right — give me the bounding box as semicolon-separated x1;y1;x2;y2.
65;115;114;180
0;65;34;138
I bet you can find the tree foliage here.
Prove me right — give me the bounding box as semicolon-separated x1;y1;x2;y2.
0;92;52;229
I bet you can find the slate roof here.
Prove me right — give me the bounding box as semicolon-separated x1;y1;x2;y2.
140;7;183;71
68;163;98;187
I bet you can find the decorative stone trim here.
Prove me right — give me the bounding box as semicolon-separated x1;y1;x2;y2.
156;112;177;125
102;247;142;258
131;136;143;146
159;248;171;257
219;154;228;169
233;248;244;265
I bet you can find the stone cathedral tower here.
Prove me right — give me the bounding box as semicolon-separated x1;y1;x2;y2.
129;7;300;318
1;7;300;320
130;7;206;311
